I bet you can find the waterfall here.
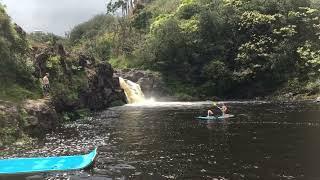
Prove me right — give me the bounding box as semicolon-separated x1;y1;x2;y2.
119;77;146;104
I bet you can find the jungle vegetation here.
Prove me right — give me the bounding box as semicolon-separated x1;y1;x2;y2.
68;0;320;98
1;0;320;100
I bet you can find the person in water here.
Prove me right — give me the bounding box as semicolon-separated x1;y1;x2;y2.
207;103;228;116
42;73;50;97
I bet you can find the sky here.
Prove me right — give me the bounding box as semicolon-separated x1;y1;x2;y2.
0;0;107;36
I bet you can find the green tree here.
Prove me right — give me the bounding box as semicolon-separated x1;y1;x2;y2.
0;4;40;101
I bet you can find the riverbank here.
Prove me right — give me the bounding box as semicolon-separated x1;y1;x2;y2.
1;66;318;147
267;79;320;102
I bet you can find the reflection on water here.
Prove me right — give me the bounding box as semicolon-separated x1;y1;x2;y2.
1;101;320;180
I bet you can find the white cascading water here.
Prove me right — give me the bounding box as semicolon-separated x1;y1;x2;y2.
119;77;151;104
117;77;267;107
118;77;267;107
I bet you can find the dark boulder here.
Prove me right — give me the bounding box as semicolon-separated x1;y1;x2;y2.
22;99;59;136
82;62;126;110
78;54;95;69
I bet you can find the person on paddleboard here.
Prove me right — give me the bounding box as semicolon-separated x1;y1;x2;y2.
207;102;227;117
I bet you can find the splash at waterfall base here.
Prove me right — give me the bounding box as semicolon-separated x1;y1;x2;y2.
114;69;171;101
119;77;155;104
114;69;218;102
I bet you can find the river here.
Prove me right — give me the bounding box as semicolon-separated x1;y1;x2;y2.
1;101;320;180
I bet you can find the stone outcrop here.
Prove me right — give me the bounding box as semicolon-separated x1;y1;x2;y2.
32;43;69;78
32;46;55;78
114;69;168;98
81;62;127;110
0;99;59;146
52;62;127;112
31;43;126;111
22;99;59;135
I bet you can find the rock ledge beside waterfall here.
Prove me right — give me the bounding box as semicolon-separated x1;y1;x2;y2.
80;62;127;110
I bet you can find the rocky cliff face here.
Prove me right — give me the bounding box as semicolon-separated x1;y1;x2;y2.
32;44;127;111
0;43;128;146
81;62;127;110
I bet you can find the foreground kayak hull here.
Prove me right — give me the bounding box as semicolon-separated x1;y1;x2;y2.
0;148;97;174
196;114;235;120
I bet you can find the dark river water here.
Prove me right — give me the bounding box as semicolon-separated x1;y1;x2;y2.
1;101;320;180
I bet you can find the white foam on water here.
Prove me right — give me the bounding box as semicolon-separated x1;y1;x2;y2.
125;100;268;107
126;100;208;107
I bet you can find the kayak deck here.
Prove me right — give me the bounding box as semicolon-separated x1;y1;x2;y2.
196;114;234;120
0;148;97;174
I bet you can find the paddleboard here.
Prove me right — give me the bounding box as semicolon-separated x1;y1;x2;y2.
196;114;234;120
0;148;97;174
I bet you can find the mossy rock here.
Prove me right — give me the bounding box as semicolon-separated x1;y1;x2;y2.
110;100;125;107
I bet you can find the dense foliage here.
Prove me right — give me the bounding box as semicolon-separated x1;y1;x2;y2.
95;0;320;98
0;4;40;101
2;0;319;100
133;0;320;98
67;15;116;61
